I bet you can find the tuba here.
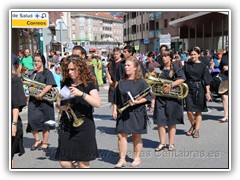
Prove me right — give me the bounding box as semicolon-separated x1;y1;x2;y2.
21;76;59;102
146;75;189;99
118;86;151;114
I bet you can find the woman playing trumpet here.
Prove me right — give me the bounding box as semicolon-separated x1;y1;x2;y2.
113;56;151;168
56;55;100;168
153;49;186;152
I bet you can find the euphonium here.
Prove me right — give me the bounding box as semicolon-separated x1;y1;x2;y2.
146;75;189;99
65;104;84;127
21;75;59;102
118;86;151;114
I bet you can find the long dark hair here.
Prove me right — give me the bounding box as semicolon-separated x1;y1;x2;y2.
161;50;174;78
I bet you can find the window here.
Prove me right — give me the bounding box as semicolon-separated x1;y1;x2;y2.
156;22;159;29
164;19;168;28
80;26;85;30
80;33;85;38
72;33;76;39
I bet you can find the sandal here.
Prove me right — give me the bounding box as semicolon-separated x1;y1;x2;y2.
155;144;166;152
186;125;195;136
219;117;228;123
192;129;199;138
38;142;49;151
114;159;127;168
168;144;175;151
30;139;42;151
131;159;141;167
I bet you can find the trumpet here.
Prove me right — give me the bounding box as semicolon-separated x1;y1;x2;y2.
65;104;84;127
118;86;150;114
146;75;189;99
21;75;59;102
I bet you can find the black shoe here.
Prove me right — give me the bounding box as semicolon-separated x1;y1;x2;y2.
38;143;49;151
30;140;41;151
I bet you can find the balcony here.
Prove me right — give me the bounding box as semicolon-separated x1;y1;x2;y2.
149;30;155;38
149;29;163;38
149;12;162;20
149;12;155;20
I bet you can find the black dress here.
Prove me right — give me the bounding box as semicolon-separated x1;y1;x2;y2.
26;69;57;133
107;59;125;103
183;61;212;112
219;51;229;95
56;81;98;161
12;74;26;159
114;79;151;134
153;65;186;126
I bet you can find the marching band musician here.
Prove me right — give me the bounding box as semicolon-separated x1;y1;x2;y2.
183;47;212;138
112;56;151;168
11;65;26;168
26;54;57;152
56;55;100;168
153;49;186;152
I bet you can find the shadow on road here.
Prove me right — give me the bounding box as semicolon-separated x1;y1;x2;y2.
97;149;133;166
96;126;116;135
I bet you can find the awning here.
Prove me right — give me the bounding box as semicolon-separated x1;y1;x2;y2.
89;48;97;52
169;12;229;38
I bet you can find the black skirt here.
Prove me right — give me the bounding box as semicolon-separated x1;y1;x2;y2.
11;118;25;159
116;106;148;134
56;117;98;161
153;97;184;126
185;81;208;112
26;99;55;132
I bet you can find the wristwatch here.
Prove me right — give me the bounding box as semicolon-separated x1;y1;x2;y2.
12;121;17;126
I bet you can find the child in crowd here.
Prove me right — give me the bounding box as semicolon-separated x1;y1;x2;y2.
53;64;62;91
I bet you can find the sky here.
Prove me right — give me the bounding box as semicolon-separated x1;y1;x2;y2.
1;0;239;179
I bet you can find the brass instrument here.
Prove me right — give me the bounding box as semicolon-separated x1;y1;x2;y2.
65;104;84;127
21;75;59;102
118;86;151;114
146;75;189;99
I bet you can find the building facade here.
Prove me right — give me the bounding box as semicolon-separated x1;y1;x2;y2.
70;12;123;53
123;11;228;53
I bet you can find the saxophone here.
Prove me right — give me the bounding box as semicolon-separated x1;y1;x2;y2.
146;75;189;99
21;76;59;102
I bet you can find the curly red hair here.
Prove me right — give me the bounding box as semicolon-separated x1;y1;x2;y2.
61;55;96;87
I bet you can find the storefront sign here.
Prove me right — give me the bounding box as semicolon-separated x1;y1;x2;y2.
12;12;49;28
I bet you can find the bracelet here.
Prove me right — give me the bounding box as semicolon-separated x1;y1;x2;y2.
81;92;86;99
12;121;17;126
170;82;174;88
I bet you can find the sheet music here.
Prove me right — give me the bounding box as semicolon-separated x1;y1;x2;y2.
59;85;71;98
127;91;135;102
